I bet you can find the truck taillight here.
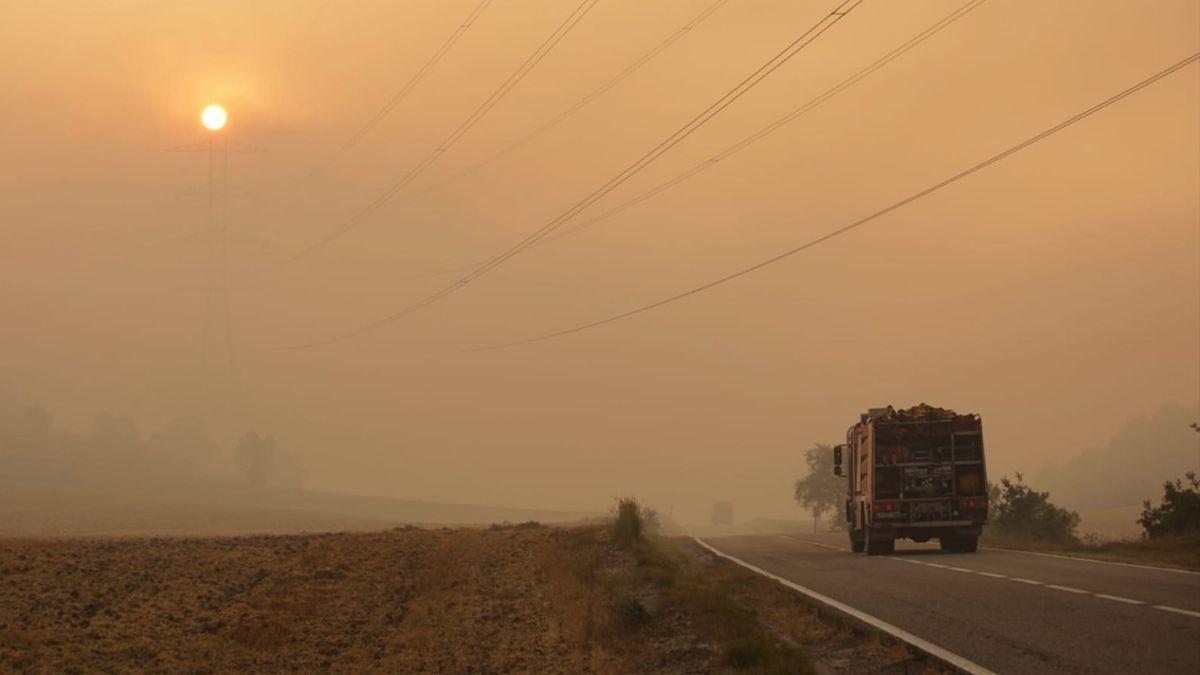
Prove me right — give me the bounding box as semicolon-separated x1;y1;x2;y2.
874;501;896;512
961;497;987;510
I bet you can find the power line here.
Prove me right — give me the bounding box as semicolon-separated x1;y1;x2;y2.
295;0;863;348
281;0;601;267
462;0;861;283
338;0;494;153
417;0;731;196
380;0;983;286
458;51;1200;352
539;0;987;248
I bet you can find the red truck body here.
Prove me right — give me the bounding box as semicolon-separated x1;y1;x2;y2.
834;404;988;555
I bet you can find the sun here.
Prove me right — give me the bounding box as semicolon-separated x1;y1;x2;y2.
201;104;227;131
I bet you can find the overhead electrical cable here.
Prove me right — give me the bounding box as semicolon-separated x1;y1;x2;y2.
456;51;1200;352
539;0;986;248
339;0;495;153
419;0;731;196
281;0;601;266
295;0;863;348
398;0;982;283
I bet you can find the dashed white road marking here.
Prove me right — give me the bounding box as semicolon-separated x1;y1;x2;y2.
1045;584;1089;594
1154;605;1200;619
1094;594;1145;605
766;536;1199;620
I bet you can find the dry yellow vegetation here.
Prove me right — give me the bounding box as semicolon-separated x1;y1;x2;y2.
0;524;938;673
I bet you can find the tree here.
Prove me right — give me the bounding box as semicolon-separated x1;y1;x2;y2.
233;431;278;487
1138;471;1200;538
983;480;1003;524
147;417;220;473
0;385;53;456
233;431;304;489
991;473;1080;544
793;444;844;532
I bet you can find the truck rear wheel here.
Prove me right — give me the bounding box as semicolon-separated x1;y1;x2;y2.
850;529;865;553
939;535;959;552
865;532;894;556
958;536;978;553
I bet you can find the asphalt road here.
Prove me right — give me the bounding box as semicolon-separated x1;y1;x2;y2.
699;532;1200;674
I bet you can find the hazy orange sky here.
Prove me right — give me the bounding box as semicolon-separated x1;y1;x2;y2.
1;0;1197;522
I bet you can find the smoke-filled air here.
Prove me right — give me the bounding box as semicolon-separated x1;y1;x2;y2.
1;2;1198;672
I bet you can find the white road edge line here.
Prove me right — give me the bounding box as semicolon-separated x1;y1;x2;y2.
1154;605;1200;619
1045;584;1089;594
975;571;1006;579
1093;594;1144;605
1010;578;1042;585
694;537;999;675
980;546;1200;576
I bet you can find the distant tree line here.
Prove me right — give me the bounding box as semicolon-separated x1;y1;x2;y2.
0;385;302;489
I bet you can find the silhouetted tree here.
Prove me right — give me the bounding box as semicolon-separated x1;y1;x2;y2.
1138;471;1200;538
233;431;277;487
991;473;1080;544
794;444;844;532
983;480;1002;522
0;385;54;455
147;417;220;473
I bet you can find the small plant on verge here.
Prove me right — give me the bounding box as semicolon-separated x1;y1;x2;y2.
612;497;657;546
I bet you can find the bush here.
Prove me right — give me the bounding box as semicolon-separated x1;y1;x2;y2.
611;498;658;546
722;634;810;672
723;635;773;668
1139;471;1200;538
990;473;1080;544
613;595;652;629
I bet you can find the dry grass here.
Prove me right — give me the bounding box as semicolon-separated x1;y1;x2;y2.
0;526;628;673
0;524;790;673
984;531;1200;571
0;524;953;673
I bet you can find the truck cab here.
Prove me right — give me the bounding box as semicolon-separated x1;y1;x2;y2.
833;404;988;555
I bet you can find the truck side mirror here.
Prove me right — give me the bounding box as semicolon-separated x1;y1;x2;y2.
833;444;844;476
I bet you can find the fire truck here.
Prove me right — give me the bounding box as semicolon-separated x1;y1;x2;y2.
833;404;988;555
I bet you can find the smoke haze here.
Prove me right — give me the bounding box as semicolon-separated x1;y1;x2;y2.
1;0;1197;526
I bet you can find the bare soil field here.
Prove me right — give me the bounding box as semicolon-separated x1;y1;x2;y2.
0;525;935;673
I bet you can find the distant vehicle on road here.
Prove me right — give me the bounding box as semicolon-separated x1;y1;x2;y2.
711;501;734;526
833;404;988;555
